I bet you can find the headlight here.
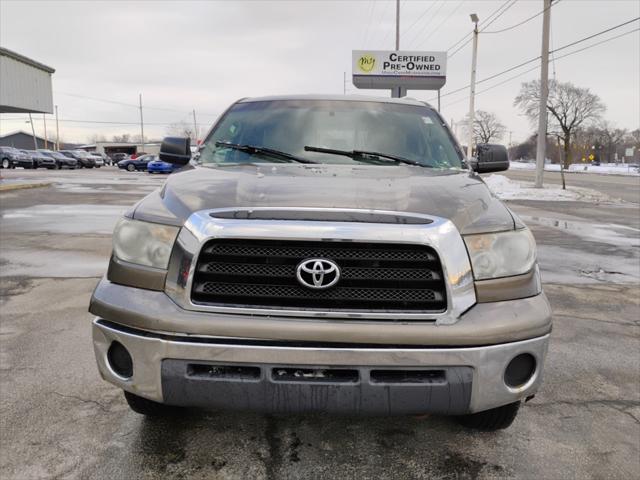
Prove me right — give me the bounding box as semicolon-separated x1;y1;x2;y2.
112;218;179;269
464;229;536;280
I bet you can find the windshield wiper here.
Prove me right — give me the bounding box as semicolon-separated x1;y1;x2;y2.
304;146;430;168
215;142;317;164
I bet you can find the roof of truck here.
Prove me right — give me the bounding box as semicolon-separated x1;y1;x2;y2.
238;94;432;108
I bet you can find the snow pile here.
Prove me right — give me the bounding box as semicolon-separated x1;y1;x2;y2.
567;163;640;176
510;161;639;176
484;174;613;202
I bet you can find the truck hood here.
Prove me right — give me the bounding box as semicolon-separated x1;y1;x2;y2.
132;164;515;235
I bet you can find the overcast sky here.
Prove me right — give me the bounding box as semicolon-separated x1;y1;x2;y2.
1;0;638;144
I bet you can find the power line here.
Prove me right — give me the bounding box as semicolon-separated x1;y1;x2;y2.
53;90;220;116
405;0;448;48
482;0;559;34
448;0;516;58
440;26;639;108
447;37;473;59
553;27;639;61
361;0;377;48
401;0;439;39
479;0;519;32
55;91;138;108
550;16;639;53
420;0;467;47
377;0;398;48
445;0;512;52
441;17;640;100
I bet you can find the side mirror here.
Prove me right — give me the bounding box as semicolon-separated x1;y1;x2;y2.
472;143;509;173
159;137;191;165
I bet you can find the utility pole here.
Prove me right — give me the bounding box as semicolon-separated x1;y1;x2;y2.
535;0;551;188
28;113;37;150
55;105;60;151
43;114;48;149
343;71;346;95
391;0;405;98
466;13;479;160
395;0;400;51
139;93;145;152
509;130;513;147
192;109;198;144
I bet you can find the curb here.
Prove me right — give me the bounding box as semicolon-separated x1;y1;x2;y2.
0;182;52;192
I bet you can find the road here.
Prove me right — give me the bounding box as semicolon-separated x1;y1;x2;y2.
502;169;640;204
1;168;639;479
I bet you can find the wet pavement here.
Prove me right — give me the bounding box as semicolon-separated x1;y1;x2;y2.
1;168;638;479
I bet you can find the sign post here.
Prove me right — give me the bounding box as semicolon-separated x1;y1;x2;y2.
352;51;447;97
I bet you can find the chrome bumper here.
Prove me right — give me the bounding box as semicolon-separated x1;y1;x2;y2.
93;319;549;414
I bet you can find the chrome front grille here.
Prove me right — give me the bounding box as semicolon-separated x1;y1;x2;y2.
191;239;447;312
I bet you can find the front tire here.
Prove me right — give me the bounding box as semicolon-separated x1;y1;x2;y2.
1;159;9;169
124;391;179;417
456;401;521;431
127;164;135;172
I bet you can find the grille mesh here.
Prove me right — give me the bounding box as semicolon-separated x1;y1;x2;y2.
192;240;447;312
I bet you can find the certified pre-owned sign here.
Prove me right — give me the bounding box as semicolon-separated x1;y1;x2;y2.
352;50;447;91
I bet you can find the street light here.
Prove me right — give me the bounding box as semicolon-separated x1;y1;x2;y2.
466;13;479;160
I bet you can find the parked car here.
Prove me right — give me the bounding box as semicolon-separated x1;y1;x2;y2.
0;147;33;169
94;152;111;166
20;149;44;168
60;150;95;168
111;153;130;163
89;95;550;431
146;158;176;174
87;152;104;168
28;150;57;169
118;154;155;172
38;150;77;169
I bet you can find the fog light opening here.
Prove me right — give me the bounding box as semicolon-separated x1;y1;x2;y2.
107;341;133;379
504;353;536;388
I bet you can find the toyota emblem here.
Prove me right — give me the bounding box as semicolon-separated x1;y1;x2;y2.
296;258;341;290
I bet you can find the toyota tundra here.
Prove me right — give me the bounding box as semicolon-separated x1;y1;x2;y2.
89;95;551;430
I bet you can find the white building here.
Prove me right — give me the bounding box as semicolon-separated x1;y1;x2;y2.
0;47;54;114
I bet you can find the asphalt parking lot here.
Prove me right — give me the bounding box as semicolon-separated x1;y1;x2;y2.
1;168;638;479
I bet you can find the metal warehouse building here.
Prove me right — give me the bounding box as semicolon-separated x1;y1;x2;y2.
0;47;54;114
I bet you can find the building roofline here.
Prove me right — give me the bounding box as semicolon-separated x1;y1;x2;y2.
0;47;55;74
0;129;49;140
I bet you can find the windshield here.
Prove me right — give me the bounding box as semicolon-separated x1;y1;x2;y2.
199;100;464;169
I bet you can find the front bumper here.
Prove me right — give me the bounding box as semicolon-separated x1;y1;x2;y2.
14;159;34;168
93;318;549;415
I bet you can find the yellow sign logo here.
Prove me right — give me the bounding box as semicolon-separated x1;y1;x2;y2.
357;54;376;73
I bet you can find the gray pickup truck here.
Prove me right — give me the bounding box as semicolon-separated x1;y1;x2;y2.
89;95;551;430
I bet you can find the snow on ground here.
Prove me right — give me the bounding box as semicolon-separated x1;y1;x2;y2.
484;174;615;202
510;161;639;176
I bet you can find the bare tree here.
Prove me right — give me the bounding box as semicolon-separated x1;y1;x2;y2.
87;133;107;144
597;121;627;163
472;110;506;144
514;80;605;168
112;133;131;143
166;121;194;141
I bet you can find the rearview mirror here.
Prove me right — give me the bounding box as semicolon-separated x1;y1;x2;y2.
472;144;509;173
159;137;191;165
